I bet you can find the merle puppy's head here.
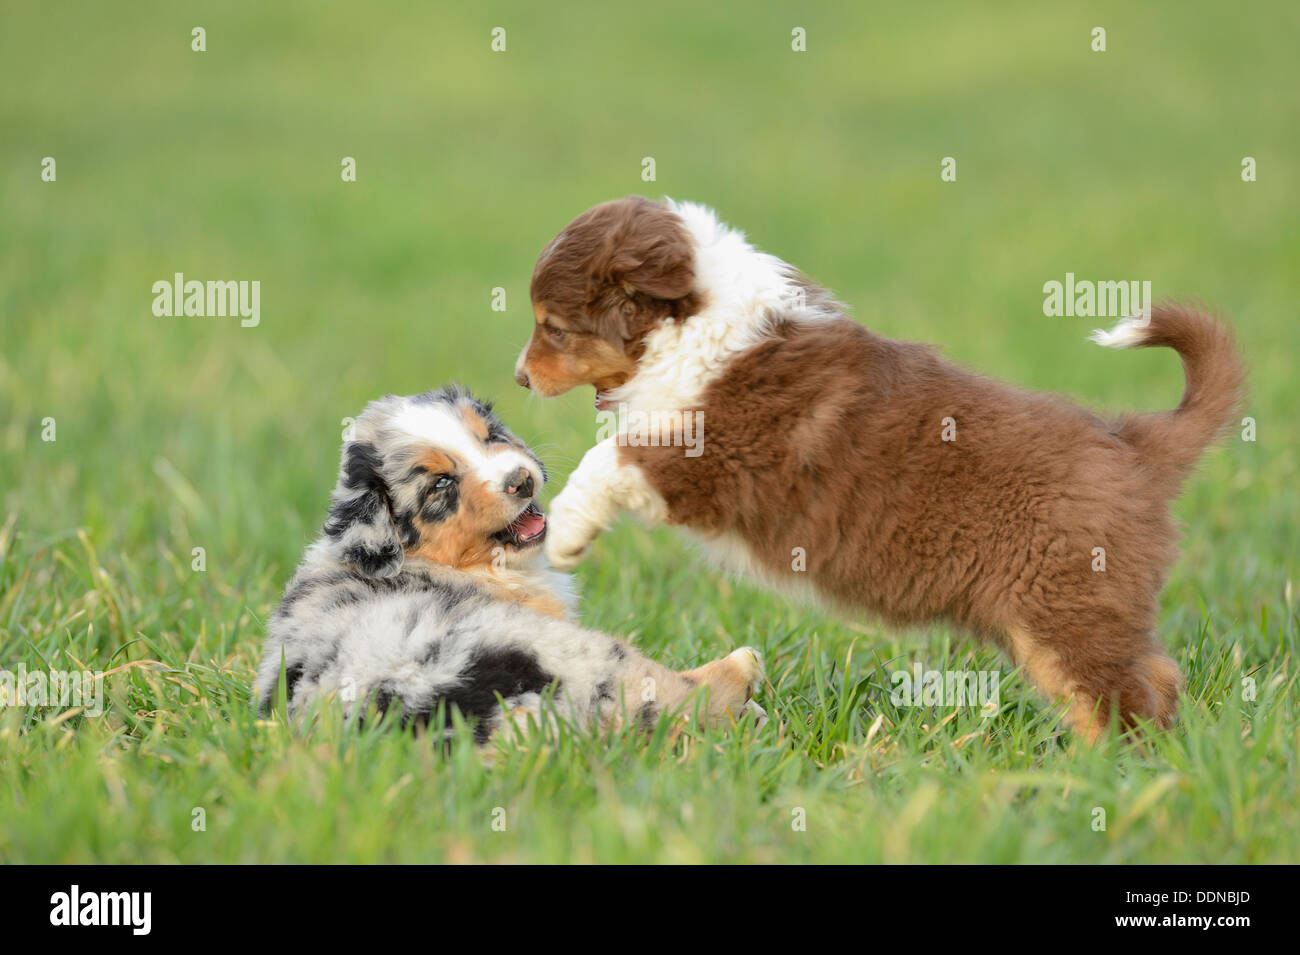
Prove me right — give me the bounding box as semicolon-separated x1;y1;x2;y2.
321;385;548;577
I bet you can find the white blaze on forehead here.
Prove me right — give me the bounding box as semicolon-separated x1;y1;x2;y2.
389;399;537;487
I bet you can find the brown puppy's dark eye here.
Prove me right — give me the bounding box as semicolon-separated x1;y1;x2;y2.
545;325;567;343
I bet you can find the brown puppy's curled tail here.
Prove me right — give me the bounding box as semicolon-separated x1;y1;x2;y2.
1092;302;1246;487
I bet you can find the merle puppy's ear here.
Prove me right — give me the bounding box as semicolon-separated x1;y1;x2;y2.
322;440;404;578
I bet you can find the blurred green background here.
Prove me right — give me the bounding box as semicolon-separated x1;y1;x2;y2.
1;1;1296;863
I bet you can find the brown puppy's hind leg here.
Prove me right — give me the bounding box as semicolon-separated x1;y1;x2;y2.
1008;626;1181;743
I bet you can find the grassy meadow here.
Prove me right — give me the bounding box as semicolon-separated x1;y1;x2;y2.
1;1;1297;863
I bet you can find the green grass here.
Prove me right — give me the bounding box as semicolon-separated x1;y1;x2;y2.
1;0;1297;863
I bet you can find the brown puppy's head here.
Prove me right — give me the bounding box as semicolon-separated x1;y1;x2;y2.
515;197;702;403
321;386;548;576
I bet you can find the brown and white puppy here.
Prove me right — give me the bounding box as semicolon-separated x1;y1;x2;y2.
515;197;1246;741
256;385;764;743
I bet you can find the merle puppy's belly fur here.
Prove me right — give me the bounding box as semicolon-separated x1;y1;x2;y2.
257;559;762;743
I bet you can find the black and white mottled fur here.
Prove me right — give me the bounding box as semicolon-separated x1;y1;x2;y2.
255;385;763;744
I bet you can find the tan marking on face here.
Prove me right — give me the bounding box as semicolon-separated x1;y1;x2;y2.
518;323;637;397
459;403;489;442
406;472;500;570
418;449;455;475
520;198;702;398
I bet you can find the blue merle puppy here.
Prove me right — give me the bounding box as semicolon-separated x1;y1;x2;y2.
256;385;764;743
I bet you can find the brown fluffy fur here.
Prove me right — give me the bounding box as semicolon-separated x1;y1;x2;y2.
516;197;701;396
520;198;1246;740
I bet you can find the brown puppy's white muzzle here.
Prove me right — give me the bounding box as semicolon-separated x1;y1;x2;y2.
513;349;531;390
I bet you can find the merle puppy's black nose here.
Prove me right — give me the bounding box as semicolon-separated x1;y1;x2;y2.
503;467;534;498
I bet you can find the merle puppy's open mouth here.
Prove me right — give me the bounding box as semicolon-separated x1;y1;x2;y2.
492;501;547;548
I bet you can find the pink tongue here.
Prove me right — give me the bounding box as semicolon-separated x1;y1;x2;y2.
514;510;546;541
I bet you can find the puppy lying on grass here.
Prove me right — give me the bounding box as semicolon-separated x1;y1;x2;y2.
256;385;764;744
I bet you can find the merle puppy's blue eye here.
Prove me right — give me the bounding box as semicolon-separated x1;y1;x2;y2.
434;475;454;490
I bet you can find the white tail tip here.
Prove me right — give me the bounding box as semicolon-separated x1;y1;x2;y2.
1090;315;1150;349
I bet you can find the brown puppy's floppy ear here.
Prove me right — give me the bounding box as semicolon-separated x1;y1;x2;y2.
595;291;656;348
594;198;697;346
601;197;696;299
322;440;404;578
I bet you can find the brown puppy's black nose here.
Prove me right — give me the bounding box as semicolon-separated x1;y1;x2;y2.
514;369;530;388
503;467;534;499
